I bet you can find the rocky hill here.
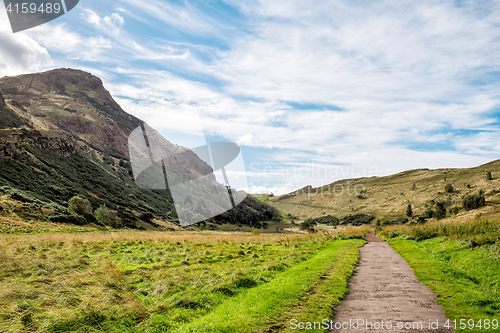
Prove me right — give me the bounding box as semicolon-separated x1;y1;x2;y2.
0;69;279;231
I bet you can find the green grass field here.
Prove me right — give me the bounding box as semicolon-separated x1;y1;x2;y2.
0;230;366;332
381;220;500;332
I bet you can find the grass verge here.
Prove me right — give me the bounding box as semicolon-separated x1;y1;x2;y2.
173;238;365;333
385;234;500;333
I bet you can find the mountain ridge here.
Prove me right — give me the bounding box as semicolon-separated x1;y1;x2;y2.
0;68;279;230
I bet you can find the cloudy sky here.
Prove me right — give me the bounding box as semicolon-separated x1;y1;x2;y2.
1;0;500;194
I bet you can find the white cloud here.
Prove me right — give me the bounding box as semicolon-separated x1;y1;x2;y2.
82;9;124;35
0;10;51;76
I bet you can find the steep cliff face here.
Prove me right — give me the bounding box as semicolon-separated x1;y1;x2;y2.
0;69;140;158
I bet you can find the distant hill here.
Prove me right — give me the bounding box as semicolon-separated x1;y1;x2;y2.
258;161;500;223
0;68;279;230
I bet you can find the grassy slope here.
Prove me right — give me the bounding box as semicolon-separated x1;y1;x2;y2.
260;160;500;222
0;231;365;332
381;221;500;332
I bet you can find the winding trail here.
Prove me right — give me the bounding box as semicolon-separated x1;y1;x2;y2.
329;233;452;332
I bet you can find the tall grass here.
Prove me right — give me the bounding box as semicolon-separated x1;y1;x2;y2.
380;219;500;247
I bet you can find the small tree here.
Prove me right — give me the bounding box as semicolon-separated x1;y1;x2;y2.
300;218;317;231
68;195;92;216
445;183;453;193
329;216;340;226
94;205;120;228
435;201;446;220
406;204;413;218
487;171;492;181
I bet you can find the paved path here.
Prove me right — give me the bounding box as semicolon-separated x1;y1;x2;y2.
329;233;451;333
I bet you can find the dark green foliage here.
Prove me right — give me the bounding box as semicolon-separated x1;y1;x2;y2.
49;213;87;225
0;142;174;224
445;183;453;193
215;196;281;228
448;206;459;215
462;192;485;211
486;171;492;181
94;205;121;228
139;212;154;223
68;195;92;216
0;105;25;129
0;130;276;228
381;217;408;226
434;201;446;220
422;209;434;219
300;218;317;230
313;215;339;225
340;214;375;225
406;204;413;217
117;208;138;228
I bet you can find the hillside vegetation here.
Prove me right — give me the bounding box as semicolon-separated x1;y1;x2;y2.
0;69;280;231
259;160;500;225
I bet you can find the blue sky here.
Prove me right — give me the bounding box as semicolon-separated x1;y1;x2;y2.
1;0;500;194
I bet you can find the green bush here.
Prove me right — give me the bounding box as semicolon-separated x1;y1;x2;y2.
434;201;446;220
381;217;408;226
444;183;453;193
94;205;121;228
422;209;434;219
49;213;87;225
300;218;317;230
314;215;339;225
462;192;485;211
449;206;459;215
341;214;375;225
68;195;92;216
406;204;412;217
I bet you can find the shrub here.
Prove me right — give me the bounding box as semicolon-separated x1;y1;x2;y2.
435;201;446;220
68;195;92;216
486;171;492;181
449;206;459;215
94;205;121;228
314;215;339;225
381;217;408;226
462;192;485;211
341;214;375;225
406;204;413;217
300;218;317;230
445;183;453;193
49;213;87;225
139;212;154;223
422;209;434;219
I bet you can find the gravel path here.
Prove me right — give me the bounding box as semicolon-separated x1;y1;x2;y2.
329;233;452;332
